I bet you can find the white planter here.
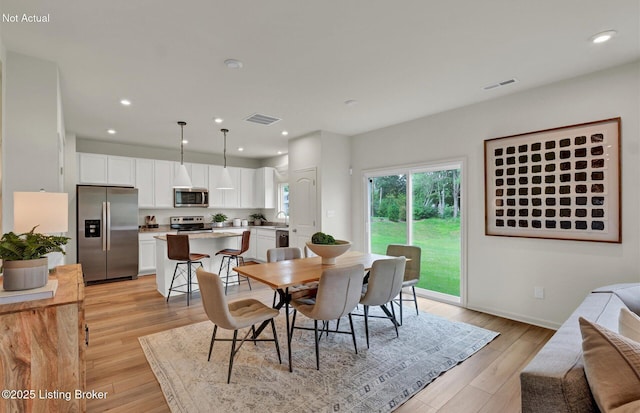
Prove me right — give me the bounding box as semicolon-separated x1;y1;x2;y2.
2;257;49;291
305;241;352;265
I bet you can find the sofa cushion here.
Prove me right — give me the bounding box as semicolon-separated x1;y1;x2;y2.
619;308;640;342
579;317;640;413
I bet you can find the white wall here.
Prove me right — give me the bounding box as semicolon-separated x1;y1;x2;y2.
350;61;640;329
319;131;351;240
2;52;62;231
64;133;77;263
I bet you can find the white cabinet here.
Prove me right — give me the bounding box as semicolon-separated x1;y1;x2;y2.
77;153;135;186
248;228;257;260
255;167;275;208
240;168;256;208
108;156;136;186
154;160;175;208
208;165;241;208
135;158;155;208
139;231;173;274
255;228;276;262
189;163;209;189
78;153;108;184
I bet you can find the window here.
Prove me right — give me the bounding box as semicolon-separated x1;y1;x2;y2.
277;183;289;215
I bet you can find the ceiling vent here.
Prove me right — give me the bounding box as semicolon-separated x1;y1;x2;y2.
244;113;281;126
483;78;518;91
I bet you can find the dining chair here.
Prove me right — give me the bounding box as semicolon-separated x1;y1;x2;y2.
166;234;210;306
386;244;422;325
267;247;317;307
357;257;406;348
195;267;282;383
215;230;252;294
289;264;365;370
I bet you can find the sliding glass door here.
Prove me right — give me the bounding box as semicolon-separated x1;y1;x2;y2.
366;161;464;304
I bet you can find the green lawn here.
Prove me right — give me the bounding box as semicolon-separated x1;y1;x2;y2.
370;218;460;296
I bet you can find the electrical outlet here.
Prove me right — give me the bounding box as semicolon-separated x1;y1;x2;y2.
534;286;545;299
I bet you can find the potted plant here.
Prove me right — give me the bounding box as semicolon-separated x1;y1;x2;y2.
0;226;70;291
211;213;228;227
249;213;266;226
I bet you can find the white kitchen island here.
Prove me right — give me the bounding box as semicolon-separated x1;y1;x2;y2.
154;231;244;297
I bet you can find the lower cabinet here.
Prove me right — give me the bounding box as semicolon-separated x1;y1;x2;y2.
255;228;276;262
139;232;172;274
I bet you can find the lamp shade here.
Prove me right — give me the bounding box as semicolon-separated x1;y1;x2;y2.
216;167;234;190
173;164;193;188
14;192;69;233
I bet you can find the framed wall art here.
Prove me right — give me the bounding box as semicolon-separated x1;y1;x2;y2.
484;117;621;243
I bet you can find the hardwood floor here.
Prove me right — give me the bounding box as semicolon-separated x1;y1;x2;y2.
84;275;553;412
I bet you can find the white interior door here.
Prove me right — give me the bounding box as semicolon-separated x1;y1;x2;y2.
289;168;317;250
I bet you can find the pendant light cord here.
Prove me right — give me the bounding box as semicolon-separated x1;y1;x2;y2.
221;128;229;168
178;121;187;165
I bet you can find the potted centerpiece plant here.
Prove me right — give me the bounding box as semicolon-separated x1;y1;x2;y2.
211;213;228;228
0;226;69;291
249;213;266;226
306;231;351;265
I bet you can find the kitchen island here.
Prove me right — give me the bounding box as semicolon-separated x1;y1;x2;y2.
154;231;244;297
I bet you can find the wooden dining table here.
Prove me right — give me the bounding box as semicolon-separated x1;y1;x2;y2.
233;250;397;371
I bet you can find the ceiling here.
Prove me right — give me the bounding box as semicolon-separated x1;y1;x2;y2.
1;1;638;159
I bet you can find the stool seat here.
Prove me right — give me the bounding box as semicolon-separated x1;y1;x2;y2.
191;253;211;260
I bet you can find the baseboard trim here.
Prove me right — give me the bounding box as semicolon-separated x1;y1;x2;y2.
466;304;561;330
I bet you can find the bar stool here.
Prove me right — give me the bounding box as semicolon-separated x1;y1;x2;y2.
166;234;210;306
215;230;252;294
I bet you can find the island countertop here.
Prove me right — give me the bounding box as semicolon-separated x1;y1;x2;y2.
154;231;242;241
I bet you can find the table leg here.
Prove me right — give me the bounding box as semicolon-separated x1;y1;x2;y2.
380;304;400;326
285;287;292;372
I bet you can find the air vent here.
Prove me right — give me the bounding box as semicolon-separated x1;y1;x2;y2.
483;78;518;91
244;113;281;126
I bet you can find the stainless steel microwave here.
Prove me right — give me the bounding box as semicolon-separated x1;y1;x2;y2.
174;188;209;207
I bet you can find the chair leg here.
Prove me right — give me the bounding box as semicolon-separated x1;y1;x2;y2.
252;325;257;345
208;325;217;361
186;260;192;307
399;290;404;326
348;313;358;354
388;303;399;338
270;318;282;364
412;286;419;315
364;305;370;349
227;330;238;384
289;309;297;343
223;257;231;295
314;320;320;370
166;263;179;302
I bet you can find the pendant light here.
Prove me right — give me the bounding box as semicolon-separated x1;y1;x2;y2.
216;128;234;190
173;121;193;188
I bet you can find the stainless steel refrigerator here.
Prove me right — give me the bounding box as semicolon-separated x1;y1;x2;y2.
77;185;139;283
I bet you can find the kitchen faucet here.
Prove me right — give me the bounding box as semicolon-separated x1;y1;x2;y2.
276;211;289;226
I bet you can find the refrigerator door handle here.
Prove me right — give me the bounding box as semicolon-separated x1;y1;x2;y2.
102;202;107;251
106;201;111;251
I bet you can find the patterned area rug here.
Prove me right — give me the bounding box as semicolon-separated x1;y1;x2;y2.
139;308;498;412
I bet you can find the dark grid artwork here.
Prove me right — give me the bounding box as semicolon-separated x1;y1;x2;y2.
484;118;620;243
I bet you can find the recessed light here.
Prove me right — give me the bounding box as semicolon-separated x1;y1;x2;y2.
591;30;617;44
120;99;131;106
282;131;289;136
182;140;188;144
214;117;224;123
107;129;117;135
238;147;244;152
277;151;283;155
344;99;358;106
224;59;243;69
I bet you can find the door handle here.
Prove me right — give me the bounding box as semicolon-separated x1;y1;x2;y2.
106;201;111;251
102;202;107;251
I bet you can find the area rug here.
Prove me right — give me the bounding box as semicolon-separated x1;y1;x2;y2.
139;308;499;412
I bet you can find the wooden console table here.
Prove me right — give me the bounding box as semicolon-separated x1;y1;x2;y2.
0;264;86;412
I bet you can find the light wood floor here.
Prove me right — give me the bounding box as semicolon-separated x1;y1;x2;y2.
84;275;553;412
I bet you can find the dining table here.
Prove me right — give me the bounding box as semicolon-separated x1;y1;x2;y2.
233;250;398;371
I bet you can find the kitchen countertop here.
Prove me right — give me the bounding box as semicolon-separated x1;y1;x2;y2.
154;232;243;241
139;224;288;233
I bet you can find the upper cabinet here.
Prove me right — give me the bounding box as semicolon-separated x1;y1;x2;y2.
256;167;275;209
77;153;275;210
208;165;240;208
77;153;135;186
